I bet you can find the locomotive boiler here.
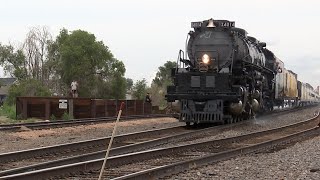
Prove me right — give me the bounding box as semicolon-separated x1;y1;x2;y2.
166;19;279;125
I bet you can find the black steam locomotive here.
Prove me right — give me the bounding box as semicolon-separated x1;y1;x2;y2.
166;19;281;125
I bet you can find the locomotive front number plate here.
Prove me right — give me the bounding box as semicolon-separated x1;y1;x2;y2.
191;22;202;28
220;21;235;27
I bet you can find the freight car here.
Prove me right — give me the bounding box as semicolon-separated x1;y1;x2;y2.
298;82;320;105
166;18;318;126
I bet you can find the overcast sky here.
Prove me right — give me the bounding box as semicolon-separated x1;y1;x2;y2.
0;0;319;88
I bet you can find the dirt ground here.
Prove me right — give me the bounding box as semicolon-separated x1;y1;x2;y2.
0;116;14;124
0;117;182;154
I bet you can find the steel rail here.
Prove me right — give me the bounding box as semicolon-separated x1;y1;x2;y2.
0;124;187;163
5;104;298;165
0;114;172;131
115;127;320;180
0;121;246;176
0;104;314;131
1;111;318;179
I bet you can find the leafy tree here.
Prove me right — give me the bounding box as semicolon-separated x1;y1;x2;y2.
148;84;166;108
110;75;126;99
0;28;126;102
132;79;148;100
49;29;126;98
0;44;27;80
0;27;52;82
152;61;176;87
126;78;133;91
6;79;51;105
150;61;176;108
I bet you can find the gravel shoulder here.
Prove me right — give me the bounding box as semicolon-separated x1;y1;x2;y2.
0;117;182;153
167;106;320;180
162;106;319;149
0;106;319;179
169;135;320;180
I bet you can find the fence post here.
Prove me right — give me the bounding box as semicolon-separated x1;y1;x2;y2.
125;100;128;118
22;99;28;119
143;101;145;115
105;100;108;117
45;99;50;120
115;100;118;116
91;99;96;118
134;100;137;115
69;98;74;118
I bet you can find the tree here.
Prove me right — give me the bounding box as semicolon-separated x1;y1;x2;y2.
150;61;176;108
1;27;127;101
0;44;27;80
132;79;148;100
49;29;126;98
0;26;53;83
152;61;176;87
23;26;52;83
126;78;133;91
6;79;51;105
109;75;126;99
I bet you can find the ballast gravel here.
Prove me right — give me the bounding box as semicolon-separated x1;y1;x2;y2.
0;117;183;153
169;135;320;180
161;106;319;149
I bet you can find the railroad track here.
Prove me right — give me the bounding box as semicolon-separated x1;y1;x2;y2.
0;105;314;131
0;106;302;170
0;121;249;176
112;112;320;180
0;107;318;179
0;125;192;169
0;114;171;131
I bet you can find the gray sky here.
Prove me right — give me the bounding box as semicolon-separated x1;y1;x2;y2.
0;0;319;88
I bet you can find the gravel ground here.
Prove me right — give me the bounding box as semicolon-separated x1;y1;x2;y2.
161;106;319;149
166;106;320;180
169;135;320;180
0;117;182;153
0;106;318;179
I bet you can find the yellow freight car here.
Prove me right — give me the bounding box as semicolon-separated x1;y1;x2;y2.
283;69;298;98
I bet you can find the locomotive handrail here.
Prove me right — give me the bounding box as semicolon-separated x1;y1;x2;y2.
177;49;194;70
230;49;235;73
184;33;190;60
177;49;184;70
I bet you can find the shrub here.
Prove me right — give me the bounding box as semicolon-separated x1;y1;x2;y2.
50;114;57;121
62;111;73;120
6;79;51;105
0;103;16;120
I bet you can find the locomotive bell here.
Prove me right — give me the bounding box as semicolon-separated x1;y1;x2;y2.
207;19;216;28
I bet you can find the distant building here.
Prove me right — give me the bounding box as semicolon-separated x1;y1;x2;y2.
0;77;17;104
125;93;133;100
316;86;320;95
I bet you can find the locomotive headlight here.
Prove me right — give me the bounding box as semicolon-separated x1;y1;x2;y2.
202;54;210;64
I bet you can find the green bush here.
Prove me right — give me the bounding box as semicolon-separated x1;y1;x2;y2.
62;111;73;120
6;79;51;105
50;114;57;121
0;103;16;120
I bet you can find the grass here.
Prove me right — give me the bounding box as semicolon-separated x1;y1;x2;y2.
62;111;73;120
0;103;40;124
0;103;16;120
0;116;40;124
